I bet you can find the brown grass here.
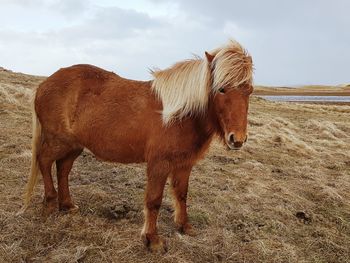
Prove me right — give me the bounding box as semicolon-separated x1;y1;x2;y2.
254;84;350;96
0;69;349;262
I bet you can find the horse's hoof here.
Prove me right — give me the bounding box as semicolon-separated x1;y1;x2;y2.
42;201;58;216
59;203;79;214
149;238;167;253
141;233;167;253
177;223;197;236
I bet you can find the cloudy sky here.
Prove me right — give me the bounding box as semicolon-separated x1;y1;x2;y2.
0;0;349;86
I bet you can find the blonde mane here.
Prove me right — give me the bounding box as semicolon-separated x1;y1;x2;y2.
151;40;253;124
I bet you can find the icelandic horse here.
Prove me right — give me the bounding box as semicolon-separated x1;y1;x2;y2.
24;40;253;252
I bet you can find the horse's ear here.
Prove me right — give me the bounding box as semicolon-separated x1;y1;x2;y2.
247;55;253;64
205;51;215;63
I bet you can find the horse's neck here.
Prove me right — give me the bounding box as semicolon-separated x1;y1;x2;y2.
146;82;219;143
189;110;218;150
205;97;222;137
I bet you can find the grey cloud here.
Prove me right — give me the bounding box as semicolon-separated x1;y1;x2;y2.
0;0;349;85
152;0;350;28
0;0;90;18
0;5;168;78
0;0;44;6
50;0;89;17
149;0;350;85
64;6;162;40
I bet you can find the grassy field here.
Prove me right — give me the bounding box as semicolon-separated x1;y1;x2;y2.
254;84;350;96
1;68;350;262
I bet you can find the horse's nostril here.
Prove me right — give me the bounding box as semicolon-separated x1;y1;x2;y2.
234;141;243;148
228;133;235;144
244;136;248;143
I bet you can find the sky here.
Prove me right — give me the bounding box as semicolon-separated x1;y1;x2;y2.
0;0;349;86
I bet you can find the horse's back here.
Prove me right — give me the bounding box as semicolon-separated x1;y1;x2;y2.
35;64;115;133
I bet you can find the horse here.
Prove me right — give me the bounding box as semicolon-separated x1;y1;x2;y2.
23;40;253;252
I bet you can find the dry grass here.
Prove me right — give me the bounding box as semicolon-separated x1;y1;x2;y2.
0;69;349;262
254;84;350;96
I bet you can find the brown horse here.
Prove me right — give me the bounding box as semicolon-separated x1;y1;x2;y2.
24;40;253;252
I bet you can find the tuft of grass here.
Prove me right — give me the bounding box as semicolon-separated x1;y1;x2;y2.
188;209;210;227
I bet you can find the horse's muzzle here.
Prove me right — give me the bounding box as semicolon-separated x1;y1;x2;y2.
226;133;245;150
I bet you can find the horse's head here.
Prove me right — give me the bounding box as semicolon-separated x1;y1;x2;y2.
212;83;253;150
205;42;253;150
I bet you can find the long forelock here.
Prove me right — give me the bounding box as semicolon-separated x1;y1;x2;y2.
151;59;211;125
211;41;253;93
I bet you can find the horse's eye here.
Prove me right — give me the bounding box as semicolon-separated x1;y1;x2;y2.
218;87;225;94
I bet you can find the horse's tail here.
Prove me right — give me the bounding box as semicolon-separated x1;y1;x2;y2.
22;99;42;211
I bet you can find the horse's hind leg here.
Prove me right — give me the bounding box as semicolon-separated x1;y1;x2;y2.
56;149;82;212
38;134;79;214
38;141;59;214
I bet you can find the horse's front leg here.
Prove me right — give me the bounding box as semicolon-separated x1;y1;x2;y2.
170;166;195;236
141;162;169;253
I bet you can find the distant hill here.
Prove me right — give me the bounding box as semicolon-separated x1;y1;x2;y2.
0;67;45;88
254;84;350;96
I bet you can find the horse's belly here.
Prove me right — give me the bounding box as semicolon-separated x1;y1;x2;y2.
83;138;146;163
